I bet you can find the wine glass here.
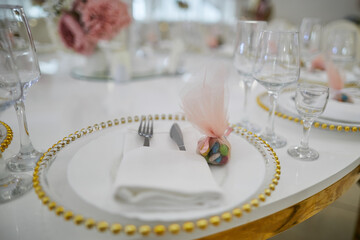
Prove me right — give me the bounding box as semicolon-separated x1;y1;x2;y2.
233;20;267;133
0;26;32;203
325;28;357;68
0;5;42;172
324;28;357;98
287;83;329;160
253;31;300;148
299;18;322;70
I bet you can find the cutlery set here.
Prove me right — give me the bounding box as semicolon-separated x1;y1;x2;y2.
138;116;186;150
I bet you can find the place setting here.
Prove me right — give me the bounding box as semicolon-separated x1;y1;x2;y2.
299;18;360;86
258;78;360;134
33;66;281;237
257;65;360;133
256;17;360;135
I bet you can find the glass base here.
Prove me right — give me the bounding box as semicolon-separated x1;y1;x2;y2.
260;132;287;149
7;149;43;172
287;145;319;161
0;173;32;203
236;120;261;134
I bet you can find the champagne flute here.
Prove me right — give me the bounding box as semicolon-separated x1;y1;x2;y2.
0;5;42;172
233;20;267;133
0;26;32;203
299;18;322;70
253;31;300;148
288;83;329;160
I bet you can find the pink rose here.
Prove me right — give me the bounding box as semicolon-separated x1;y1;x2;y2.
58;13;95;55
81;0;131;41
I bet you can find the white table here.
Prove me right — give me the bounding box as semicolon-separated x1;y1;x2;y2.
0;53;359;240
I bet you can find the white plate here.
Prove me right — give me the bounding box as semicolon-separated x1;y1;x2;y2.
37;114;279;229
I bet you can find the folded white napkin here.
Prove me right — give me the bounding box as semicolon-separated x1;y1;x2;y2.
112;122;223;211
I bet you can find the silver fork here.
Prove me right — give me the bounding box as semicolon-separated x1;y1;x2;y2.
138;116;153;146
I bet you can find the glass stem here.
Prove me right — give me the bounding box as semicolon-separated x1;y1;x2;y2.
242;77;254;123
265;91;279;137
0;154;10;183
14;100;36;155
300;118;313;151
241;78;253;123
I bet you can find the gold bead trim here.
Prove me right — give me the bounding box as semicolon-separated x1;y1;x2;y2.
139;225;151;236
168;224;180;234
110;223;122;234
0;121;13;152
33;114;281;236
154;225;166;235
196;219;208;229
256;92;360;133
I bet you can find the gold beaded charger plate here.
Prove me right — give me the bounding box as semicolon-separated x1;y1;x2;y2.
33;114;281;237
257;91;360;133
0;121;13;153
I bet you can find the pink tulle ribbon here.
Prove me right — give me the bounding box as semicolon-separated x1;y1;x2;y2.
181;66;232;165
311;54;344;90
325;60;344;91
311;55;326;71
311;55;353;102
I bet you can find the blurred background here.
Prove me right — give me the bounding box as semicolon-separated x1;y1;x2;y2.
2;0;360;80
7;0;360;53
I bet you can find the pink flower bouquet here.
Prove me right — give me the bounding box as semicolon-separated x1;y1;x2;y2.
57;0;131;55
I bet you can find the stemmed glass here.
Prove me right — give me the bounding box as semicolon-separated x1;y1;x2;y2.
325;28;357;73
324;28;357;98
253;31;300;148
288;83;329;160
299;18;322;70
0;26;32;203
233;20;267;133
0;5;42;172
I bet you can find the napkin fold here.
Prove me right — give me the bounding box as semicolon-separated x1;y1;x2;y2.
112;123;223;211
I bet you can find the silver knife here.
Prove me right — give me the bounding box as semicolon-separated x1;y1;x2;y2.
170;123;186;151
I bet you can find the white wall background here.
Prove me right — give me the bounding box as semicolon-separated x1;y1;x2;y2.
272;0;360;25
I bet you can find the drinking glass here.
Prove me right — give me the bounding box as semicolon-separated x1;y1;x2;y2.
233;20;267;133
253;31;300;148
0;5;42;172
288;83;329;160
325;28;358;98
0;26;32;203
299;18;322;70
325;28;357;67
